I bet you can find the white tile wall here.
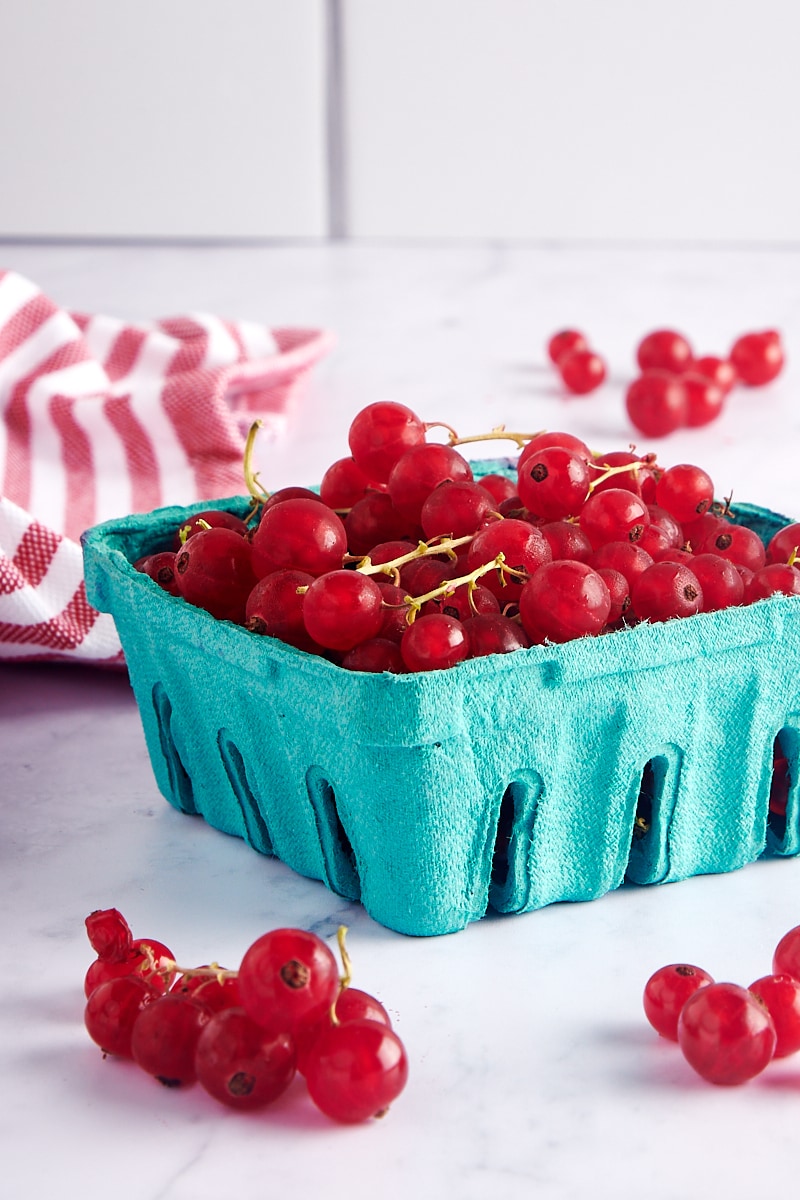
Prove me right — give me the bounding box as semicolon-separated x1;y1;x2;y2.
342;0;800;241
1;1;799;242
0;1;328;238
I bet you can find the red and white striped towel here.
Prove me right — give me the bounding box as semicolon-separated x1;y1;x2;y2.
0;269;333;666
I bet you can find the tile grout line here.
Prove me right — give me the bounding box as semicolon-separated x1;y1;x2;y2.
325;0;348;240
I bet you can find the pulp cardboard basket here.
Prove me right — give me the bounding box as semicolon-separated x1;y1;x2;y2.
82;465;800;936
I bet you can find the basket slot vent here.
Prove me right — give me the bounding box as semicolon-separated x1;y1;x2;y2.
217;731;273;855
766;726;799;852
151;683;198;815
625;749;681;885
488;774;542;914
305;767;361;902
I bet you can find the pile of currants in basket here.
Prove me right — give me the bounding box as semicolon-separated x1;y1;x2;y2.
83;909;407;1122
134;401;800;673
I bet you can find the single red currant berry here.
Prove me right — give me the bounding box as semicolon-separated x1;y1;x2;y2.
748;975;800;1058
689;553;744;611
466;518;552;602
559;348;607;395
134;551;181;596
420;480;495;539
476;473;519;505
174;528;258;623
194;1008;296;1109
643;963;714;1041
745;563;800;603
636;329;693;374
579;488;650;548
400;613;469;672
677;982;776;1085
730;330;784;386
131;993;212;1086
348;401;427;484
625;372;688;437
767;523;800;565
344;492;416;556
699;523;766;572
655;463;715;525
465;613;531;657
85;908;133;963
683;374;726;427
547;329;588;364
173;509;248;548
305;1019;409;1123
341;637;405;673
587;541;654;587
388;443;473;524
540;520;593;563
84;937;174;999
773;924;800;981
630;562;703;621
296;987;392;1077
518;560;611;643
302;570;384;652
518;431;592;468
171;969;241;1014
319;456;373;509
596;567;631;624
238;928;340;1036
517;446;590;519
251;498;347;578
690;355;737;394
85;975;160;1059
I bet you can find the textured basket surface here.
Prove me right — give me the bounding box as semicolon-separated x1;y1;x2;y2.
82;463;800;935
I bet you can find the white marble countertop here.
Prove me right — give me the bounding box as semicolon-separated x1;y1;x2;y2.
2;240;800;1200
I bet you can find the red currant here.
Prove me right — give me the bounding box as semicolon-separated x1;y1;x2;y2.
730;330;784;386
238;928;340;1036
348;401;427;483
518;560;611;643
625;372;688;437
304;1018;409;1123
400;613;469;672
85;975;160;1059
630;562;703;622
643;963;714;1041
251;498;347;578
677;982;776;1085
517;446;590;519
194;1008;296;1109
547;329;588;364
636;329;693;374
655;463;714;525
302;570;384;652
748;975;800;1058
131;992;212;1086
773;925;800;981
559;348;606;394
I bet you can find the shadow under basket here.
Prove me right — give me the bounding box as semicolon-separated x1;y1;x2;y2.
82;468;800;936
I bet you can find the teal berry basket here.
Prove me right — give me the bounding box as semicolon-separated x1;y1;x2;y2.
82;461;800;937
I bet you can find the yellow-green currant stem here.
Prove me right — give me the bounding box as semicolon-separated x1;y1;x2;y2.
402;552;527;623
788;546;799;567
243;419;270;504
353;533;474;579
425;422;546;452
586;459;648;493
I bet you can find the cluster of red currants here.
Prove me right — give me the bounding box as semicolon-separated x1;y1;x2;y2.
644;924;800;1085
83;908;408;1123
547;325;785;436
134;400;800;672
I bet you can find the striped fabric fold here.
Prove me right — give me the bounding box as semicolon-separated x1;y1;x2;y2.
0;269;333;665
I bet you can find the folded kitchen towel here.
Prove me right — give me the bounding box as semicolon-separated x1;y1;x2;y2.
0;269;333;665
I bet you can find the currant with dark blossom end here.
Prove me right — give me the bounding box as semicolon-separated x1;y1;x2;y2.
194;1008;296;1109
133;551;181;596
579;488;650;548
516;446;591;519
174;528;258;624
238;928;340;1036
630;562;703;622
655;463;714;525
